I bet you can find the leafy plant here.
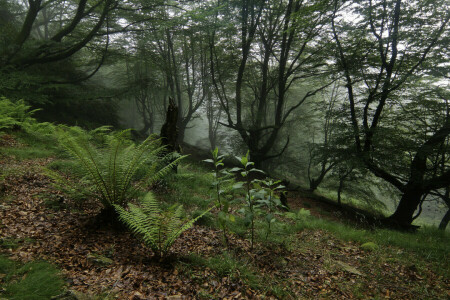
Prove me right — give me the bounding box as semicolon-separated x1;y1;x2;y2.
114;192;210;258
231;151;265;250
47;129;185;211
203;147;235;248
254;178;286;239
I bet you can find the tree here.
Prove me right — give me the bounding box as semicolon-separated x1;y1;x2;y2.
130;2;212;143
125;45;167;135
210;0;334;168
306;83;341;191
332;0;449;228
205;90;223;150
0;0;116;69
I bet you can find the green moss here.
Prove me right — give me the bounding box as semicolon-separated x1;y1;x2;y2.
361;242;379;251
87;253;114;266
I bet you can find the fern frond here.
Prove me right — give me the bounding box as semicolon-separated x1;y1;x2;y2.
114;192;212;257
146;154;188;186
55;127;184;213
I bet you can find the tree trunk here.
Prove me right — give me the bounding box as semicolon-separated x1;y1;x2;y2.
160;97;181;165
439;188;450;230
337;179;343;206
309;167;329;192
309;179;319;192
249;147;263;169
178;121;186;144
208;126;217;150
386;187;424;229
384;120;450;228
439;209;450;230
139;118;153;136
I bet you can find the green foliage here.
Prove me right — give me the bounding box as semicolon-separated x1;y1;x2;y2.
231;150;266;250
47;159;86;177
155;158;220;212
0;97;37;131
115;192;211;258
192;210;214;227
0;255;14;274
48;129;185;210
204;147;236;247
0;255;65;300
0;237;34;250
253;178;286;239
285;208;311;220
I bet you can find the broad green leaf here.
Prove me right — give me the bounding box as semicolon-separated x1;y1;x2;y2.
250;168;265;174
240;155;248;166
232;182;245;190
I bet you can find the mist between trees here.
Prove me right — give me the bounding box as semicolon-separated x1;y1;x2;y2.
0;0;449;230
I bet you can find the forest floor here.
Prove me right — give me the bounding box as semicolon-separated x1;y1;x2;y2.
0;133;449;299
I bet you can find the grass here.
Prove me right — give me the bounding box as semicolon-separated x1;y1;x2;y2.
0;130;65;160
289;212;450;276
0;237;35;250
179;252;291;298
0;255;65;300
158;161;216;210
46;159;86;177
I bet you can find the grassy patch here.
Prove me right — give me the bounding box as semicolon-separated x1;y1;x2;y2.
0;237;35;250
46;159;85;177
0;129;66;161
158;162;215;209
179;252;291;297
180;252;259;287
291;212;450;276
0;255;65;300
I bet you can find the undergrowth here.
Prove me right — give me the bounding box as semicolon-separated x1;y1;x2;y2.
179;252;292;298
1;100;448;297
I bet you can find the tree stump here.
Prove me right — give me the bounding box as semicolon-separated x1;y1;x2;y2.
160;97;181;172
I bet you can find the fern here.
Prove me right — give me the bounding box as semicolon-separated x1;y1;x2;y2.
0;97;38;131
54;128;186;209
114;192;211;257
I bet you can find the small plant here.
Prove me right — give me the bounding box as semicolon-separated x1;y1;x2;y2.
254;178;286;239
204;147;235;247
231;151;264;250
114;192;211;258
47;129;185;214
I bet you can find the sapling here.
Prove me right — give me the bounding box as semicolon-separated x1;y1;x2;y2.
203;147;234;247
231;151;265;250
254;178;286;239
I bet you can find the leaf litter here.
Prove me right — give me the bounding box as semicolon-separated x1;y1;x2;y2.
0;157;448;299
